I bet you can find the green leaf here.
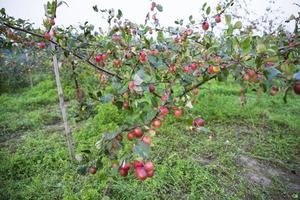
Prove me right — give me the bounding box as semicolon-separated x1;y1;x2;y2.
92;5;98;12
202;2;207;11
157;31;164;42
256;43;267;54
225;15;231;25
156;4;163;12
266;67;281;81
233;21;242;29
133;141;150;159
216;4;222;12
117;9;123;19
206;6;211;15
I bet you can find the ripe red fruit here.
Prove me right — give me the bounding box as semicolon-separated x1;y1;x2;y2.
127;132;135;140
151;2;156;11
215;15;221;23
44;32;51;40
190;63;198;71
169;65;176;73
146;170;154;177
247;70;256;77
141;136;151;145
125;52;132;59
88;167;97;174
202;22;209;31
135;167;147;180
95;54;103;63
209;65;214;74
243;74;250;81
270;89;277;96
49;18;55;26
293;82;300;95
174;109;182;118
113;59;121;66
121;162;131;171
134;160;144;168
144;161;154;172
160;106;169;115
129;81;135;91
112;34;121;42
152;119;161;128
149;84;155;93
119;168;128;176
134;128;143;138
183;65;190;73
37;42;45;49
193;118;206;127
123;101;129;109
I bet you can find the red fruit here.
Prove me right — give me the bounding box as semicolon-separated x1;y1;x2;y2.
151;2;156;11
88;167;97;174
49;18;55;26
169;65;176;73
174;109;182;118
112;34;121;42
215;56;222;63
141;136;151;145
293;82;300;95
193;118;206;127
134;160;144;168
146;170;154;177
123;101;129;109
135;167;147;180
134;128;143;138
202;22;209;31
102;53;108;60
247;70;256;77
127;132;135;140
44;32;51;40
190;63;198;71
144;161;154;172
243;74;249;81
152;119;161;128
160;106;169;115
37;42;45;49
125;52;132;59
113;59;121;66
119;168;128;176
270;89;277;96
209;65;214;74
215;15;221;23
183;65;190;73
149;84;155;93
121;162;131;171
129;81;135;91
30;40;35;46
95;54;103;63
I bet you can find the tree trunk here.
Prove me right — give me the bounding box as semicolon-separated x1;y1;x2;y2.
50;41;74;159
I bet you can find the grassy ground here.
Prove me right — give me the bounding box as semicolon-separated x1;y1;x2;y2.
0;79;299;200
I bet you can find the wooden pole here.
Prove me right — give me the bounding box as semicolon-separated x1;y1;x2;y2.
50;38;74;159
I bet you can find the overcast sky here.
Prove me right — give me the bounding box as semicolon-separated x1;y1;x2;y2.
0;0;299;32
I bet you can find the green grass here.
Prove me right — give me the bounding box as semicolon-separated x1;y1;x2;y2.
0;79;299;199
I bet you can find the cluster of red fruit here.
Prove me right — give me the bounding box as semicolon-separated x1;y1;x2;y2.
127;128;151;145
115;160;154;180
242;69;263;83
202;15;221;31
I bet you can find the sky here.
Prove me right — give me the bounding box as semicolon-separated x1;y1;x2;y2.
0;0;299;33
